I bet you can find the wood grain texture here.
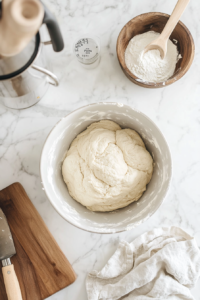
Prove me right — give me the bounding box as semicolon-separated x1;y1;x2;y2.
0;183;76;300
2;265;23;300
116;12;195;88
144;0;190;59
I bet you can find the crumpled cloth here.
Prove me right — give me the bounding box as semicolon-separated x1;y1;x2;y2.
86;227;200;300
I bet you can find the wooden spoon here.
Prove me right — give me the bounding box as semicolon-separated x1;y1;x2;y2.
144;0;190;59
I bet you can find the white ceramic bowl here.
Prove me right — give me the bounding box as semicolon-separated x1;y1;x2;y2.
40;103;172;233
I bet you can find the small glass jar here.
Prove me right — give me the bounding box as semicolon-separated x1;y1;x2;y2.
73;36;100;69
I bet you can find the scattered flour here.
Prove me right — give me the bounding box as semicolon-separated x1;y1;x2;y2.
125;31;180;83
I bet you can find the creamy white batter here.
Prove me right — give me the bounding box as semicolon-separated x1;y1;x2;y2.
62;120;154;212
125;31;180;83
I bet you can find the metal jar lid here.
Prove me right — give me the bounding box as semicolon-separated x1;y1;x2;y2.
74;37;100;65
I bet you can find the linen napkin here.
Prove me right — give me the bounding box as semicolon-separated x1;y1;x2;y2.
86;227;200;300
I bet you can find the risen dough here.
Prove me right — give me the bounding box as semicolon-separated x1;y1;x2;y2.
62;120;153;212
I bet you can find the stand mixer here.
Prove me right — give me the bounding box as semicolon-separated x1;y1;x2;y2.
0;0;64;109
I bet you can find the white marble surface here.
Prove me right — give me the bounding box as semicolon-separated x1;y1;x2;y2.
0;0;200;299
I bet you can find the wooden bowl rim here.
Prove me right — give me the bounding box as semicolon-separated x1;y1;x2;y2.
116;12;195;88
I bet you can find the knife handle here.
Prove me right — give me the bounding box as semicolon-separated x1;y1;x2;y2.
2;265;23;300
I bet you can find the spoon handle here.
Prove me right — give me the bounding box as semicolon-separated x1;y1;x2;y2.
161;0;190;41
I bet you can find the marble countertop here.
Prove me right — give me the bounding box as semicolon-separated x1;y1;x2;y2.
0;0;200;299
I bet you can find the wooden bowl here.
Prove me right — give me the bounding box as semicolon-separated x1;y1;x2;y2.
116;12;195;88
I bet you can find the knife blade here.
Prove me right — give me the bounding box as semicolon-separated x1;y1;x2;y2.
0;208;16;263
0;208;23;300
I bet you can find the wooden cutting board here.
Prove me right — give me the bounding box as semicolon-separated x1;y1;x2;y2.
0;183;76;300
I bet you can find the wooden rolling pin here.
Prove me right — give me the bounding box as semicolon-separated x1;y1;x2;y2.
0;0;44;57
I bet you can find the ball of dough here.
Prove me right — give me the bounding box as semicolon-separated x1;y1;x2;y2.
62;120;153;212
